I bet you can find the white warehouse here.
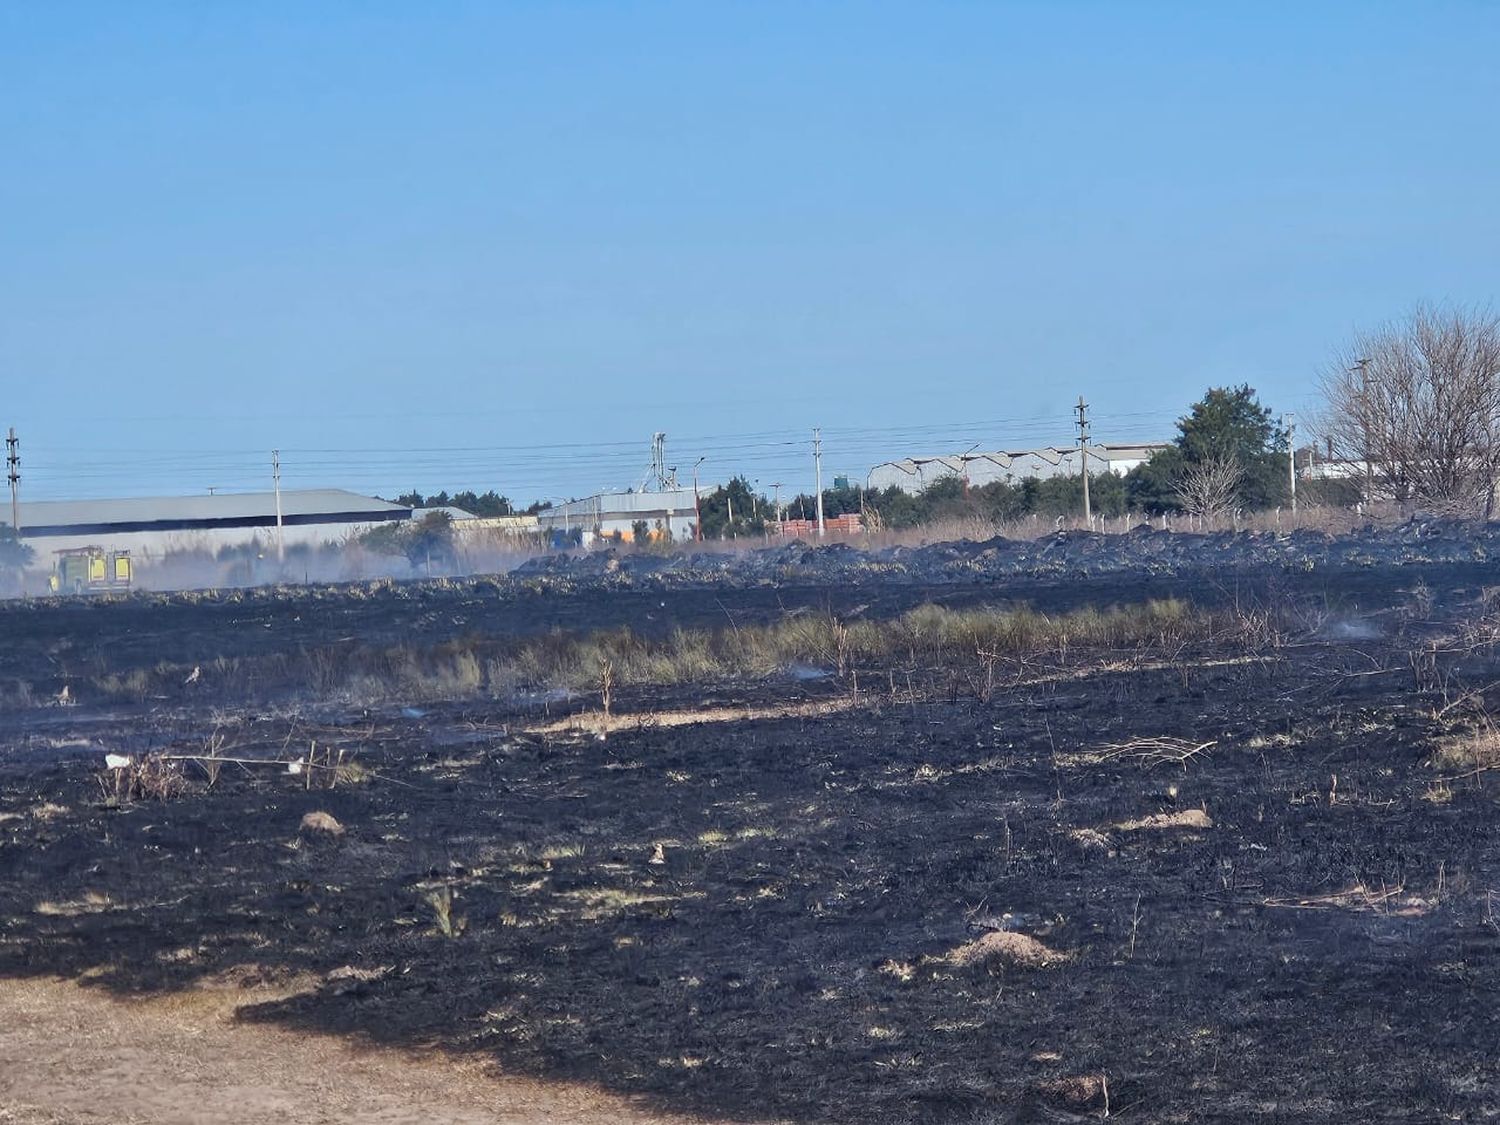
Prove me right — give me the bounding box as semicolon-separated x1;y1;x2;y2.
535;489;702;544
9;489;411;567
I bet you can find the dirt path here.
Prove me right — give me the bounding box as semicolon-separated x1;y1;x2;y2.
0;976;700;1125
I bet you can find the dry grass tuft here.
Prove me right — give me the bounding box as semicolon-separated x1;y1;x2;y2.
947;930;1069;969
1430;726;1500;775
1034;1073;1110;1112
1115;808;1213;832
1069;827;1116;852
299;810;345;836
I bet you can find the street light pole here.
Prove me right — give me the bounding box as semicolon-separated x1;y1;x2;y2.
1284;413;1297;517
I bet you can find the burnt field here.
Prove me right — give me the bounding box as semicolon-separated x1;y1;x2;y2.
4;541;1500;1122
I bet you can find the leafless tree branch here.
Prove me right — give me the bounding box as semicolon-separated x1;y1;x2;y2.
1317;305;1500;515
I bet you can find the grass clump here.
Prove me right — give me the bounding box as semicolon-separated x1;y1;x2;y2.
87;598;1212;706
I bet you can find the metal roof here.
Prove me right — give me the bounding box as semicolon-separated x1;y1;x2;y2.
9;489;408;536
871;444;1169;477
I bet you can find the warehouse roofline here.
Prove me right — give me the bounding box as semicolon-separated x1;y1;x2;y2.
8;489;410;538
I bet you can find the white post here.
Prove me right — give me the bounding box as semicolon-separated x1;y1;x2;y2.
1285;412;1297;518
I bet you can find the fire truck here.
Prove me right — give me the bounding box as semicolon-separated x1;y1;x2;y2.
49;547;132;594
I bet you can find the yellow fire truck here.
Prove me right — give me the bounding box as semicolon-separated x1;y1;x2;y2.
49;547;132;594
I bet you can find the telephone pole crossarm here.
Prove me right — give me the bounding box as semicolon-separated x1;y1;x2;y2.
6;428;20;536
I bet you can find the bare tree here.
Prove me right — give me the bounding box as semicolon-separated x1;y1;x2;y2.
1319;305;1500;515
1174;454;1244;517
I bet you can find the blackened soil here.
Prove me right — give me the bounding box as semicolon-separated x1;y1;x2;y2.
4;609;1500;1121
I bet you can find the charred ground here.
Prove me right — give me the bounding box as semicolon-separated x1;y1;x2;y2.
3;529;1500;1122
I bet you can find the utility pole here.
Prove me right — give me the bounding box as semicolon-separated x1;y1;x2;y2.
813;427;826;537
1284;412;1297;516
1074;397;1091;526
5;428;19;536
692;456;705;542
272;449;285;563
770;482;783;534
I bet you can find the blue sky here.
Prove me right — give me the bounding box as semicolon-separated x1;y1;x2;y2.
2;2;1497;501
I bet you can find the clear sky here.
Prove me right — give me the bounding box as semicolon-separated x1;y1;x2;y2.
3;2;1497;501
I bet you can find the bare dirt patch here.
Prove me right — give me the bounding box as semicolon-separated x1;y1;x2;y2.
0;976;700;1125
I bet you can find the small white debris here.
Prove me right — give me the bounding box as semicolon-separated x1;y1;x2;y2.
104;754;132;770
183;666;201;685
287;761;304;775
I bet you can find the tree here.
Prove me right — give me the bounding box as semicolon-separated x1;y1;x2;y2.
359;511;455;570
450;490;513;517
696;477;769;538
0;526;33;593
1128;385;1288;514
405;511;455;567
1319;305;1500;514
1173;455;1245;517
394;489;513;517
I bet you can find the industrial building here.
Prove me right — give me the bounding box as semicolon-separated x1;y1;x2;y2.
535;489;701;544
7;489;411;567
866;443;1168;495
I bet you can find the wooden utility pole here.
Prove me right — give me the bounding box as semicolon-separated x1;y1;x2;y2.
1074;397;1091;526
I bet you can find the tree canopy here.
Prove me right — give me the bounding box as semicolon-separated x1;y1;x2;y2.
394;489;514;517
1126;385;1288;514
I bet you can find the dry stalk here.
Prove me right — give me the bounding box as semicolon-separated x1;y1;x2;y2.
599;657;614;723
1098;736;1217;771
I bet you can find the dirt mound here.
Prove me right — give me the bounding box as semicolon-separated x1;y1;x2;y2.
947;930;1069;969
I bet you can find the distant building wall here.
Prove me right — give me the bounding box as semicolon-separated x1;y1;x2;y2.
777;514;864;537
536;490;701;543
9;489;410;569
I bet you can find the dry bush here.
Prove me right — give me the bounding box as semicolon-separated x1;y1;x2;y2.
102;753;188;802
422;885;466;938
1430;725;1500;774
